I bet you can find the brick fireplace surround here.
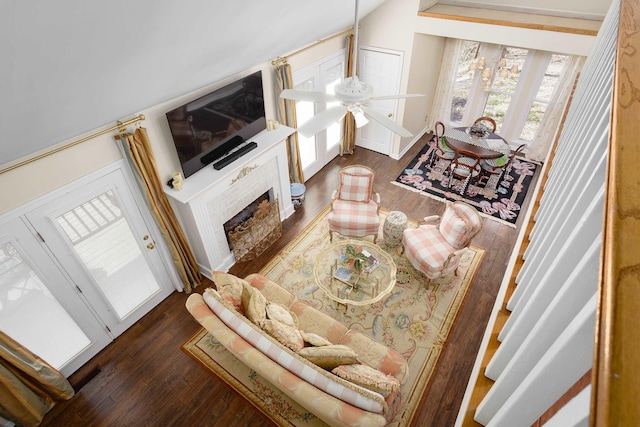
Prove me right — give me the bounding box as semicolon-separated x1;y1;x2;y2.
165;126;296;278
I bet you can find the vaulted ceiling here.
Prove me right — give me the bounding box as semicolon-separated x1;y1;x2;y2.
0;0;610;166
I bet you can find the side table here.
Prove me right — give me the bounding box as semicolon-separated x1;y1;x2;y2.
383;211;408;246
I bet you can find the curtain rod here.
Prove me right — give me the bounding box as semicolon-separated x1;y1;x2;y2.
0;114;146;175
272;27;354;67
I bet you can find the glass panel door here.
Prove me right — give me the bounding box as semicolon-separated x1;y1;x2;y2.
54;190;161;320
25;167;174;337
0;218;111;376
293;50;344;179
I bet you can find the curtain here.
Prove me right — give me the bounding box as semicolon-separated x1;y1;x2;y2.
274;62;305;183
341;33;357;155
0;331;74;426
119;127;202;293
526;55;585;162
428;38;464;130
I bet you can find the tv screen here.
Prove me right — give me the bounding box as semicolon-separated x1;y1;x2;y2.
166;70;266;178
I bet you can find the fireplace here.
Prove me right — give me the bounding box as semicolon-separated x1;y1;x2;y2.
223;189;282;262
164;125;296;276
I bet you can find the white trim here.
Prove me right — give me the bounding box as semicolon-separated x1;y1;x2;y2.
391;126;429;160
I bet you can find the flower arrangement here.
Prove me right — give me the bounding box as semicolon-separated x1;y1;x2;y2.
340;244;370;274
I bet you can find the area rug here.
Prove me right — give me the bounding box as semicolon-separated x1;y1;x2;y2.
182;206;485;426
393;138;540;227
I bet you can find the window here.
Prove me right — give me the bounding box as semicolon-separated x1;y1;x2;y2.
450;41;569;147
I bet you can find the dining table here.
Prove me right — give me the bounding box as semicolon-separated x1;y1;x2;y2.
444;126;511;160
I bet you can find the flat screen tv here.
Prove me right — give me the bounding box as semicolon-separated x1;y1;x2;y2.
166;70;266;178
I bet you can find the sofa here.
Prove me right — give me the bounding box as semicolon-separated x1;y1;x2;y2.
186;272;409;427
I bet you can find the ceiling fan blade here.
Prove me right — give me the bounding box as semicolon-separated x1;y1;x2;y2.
297;106;348;137
361;106;413;138
280;89;337;103
370;93;426;101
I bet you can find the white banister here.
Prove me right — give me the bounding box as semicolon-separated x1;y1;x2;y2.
470;0;621;424
475;294;596;426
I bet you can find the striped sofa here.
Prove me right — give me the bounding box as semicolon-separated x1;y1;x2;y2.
186;273;408;427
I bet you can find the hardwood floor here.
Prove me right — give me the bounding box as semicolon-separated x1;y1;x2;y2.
42;135;536;426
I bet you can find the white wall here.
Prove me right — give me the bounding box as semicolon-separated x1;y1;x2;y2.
0;0;598;214
0;36;348;215
0;63;280;215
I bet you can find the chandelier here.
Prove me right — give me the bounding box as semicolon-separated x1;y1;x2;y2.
470;57;519;91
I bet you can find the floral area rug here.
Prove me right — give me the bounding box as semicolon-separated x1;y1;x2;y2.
182;206;485;426
393;138;540;227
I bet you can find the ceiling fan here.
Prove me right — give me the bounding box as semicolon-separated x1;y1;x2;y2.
280;0;424;138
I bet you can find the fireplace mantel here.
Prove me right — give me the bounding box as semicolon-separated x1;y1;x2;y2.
165;125;296;276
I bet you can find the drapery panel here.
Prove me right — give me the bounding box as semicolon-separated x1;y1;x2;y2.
0;330;74;426
526;55;585;162
274;62;305;183
119;127;202;293
428;38;464;130
341;33;357;156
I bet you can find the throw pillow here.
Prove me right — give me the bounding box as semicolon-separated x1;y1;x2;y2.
439;204;469;248
266;303;297;328
300;330;333;347
242;284;267;326
338;167;373;202
261;319;304;352
211;271;248;312
332;364;401;397
298;344;359;370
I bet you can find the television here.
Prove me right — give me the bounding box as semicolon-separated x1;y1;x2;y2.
166;70;266;178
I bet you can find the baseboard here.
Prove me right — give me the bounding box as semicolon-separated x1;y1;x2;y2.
391;125;430;160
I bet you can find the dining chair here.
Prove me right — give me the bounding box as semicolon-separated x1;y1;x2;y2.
479;143;526;189
447;151;483;195
402;201;483;283
326;164;381;243
430;121;455;168
472;116;497;133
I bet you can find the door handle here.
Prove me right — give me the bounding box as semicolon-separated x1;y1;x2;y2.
147;242;155;250
388;113;393;118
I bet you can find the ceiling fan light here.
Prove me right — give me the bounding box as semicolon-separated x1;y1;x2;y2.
353;111;369;127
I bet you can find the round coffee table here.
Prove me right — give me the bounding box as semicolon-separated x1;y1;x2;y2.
313;240;397;308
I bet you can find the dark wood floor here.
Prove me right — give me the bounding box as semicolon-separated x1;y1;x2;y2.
42;135;535;426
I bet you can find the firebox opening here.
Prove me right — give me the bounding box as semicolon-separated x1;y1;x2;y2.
223;189;273;248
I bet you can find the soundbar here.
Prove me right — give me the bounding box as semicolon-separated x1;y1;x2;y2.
213;142;258;170
200;135;244;164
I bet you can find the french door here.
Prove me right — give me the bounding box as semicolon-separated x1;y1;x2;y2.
0;218;111;376
294;50;344;179
0;165;175;375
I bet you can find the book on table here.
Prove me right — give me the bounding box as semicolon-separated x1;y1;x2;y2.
333;266;354;283
361;250;380;273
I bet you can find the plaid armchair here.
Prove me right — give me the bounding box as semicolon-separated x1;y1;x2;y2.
402;201;482;281
327;165;381;243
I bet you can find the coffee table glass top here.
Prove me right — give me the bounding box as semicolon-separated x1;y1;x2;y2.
313;240;397;306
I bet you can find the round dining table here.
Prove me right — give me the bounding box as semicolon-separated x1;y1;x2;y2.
444;127;511;159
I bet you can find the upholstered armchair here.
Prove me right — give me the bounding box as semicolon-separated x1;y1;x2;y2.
402;201;482;282
327;165;381;243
